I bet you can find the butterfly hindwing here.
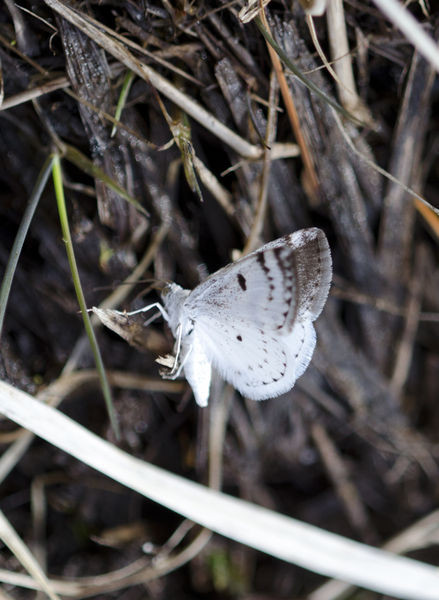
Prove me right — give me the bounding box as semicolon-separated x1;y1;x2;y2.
180;335;212;408
193;315;317;400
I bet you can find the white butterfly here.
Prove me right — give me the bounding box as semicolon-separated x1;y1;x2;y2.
116;228;332;407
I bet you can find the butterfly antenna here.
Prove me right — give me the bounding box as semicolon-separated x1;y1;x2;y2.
92;277;158;293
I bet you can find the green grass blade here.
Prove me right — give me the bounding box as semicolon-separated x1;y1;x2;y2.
63;143;149;218
0;154;54;340
52;153;120;439
111;70;136;138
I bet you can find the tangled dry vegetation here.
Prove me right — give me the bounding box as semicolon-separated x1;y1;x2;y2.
1;0;439;598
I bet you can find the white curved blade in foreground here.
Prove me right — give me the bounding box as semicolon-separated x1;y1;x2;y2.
372;0;439;72
0;380;438;600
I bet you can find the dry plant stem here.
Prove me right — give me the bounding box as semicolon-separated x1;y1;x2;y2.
325;0;364;118
0;32;47;76
330;107;439;218
32;481;206;599
331;278;439;322
154;386;240;587
331;280;406;316
0;509;59;600
254;16;364;127
154;521;196;559
330;283;439;322
270;143;300;159
311;423;378;545
0;56;3;107
208;383;236;491
0;381;227;598
14;496;438;600
309;509;439;600
372;0;439;72
30;99;147;219
192;156;236;220
0;586;15;600
2;382;439;599
44;0;263;160
0;369;183;486
0;76;70;110
0;62;127;112
390;244;426;398
59;6;203;87
0;529;213;598
298;380;348;419
208;12;259;73
148;384;238;578
31;474;55;572
4;0;36;57
306;15;348;94
378;47;437;283
0;430;28;444
0;431;35;486
63;88;162;150
110;36;204;87
259;10;319;200
415;198;439;241
243;70;278;255
0;370;189;597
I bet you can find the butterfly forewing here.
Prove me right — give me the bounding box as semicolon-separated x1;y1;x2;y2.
185;228;331;336
186;244;300;334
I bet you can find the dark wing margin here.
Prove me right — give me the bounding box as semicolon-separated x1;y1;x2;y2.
246;228;332;322
186;228;331;331
287;228;332;321
186;243;300;333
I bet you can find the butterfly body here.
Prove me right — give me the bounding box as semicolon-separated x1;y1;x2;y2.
160;228;332;407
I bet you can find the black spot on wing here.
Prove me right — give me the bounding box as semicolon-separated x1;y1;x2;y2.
237;335;242;341
237;273;247;291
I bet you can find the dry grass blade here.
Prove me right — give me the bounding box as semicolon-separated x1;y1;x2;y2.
44;0;263;160
372;0;439;71
310;509;439;600
243;69;278;253
325;0;372;123
259;9;320;201
0;76;70;110
0;510;60;600
331;108;439;218
1;381;439;600
0;369;184;487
